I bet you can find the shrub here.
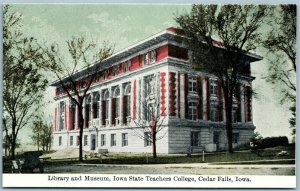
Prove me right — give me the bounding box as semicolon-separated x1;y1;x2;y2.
257;136;289;149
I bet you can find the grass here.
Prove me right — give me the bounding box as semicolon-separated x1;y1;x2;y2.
43;145;295;166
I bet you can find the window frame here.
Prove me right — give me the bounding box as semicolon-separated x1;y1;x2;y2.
190;131;200;147
111;134;116;147
188;77;197;92
144;132;151;147
59;136;62;146
70;136;73;146
188;102;197;120
101;134;106;146
84;135;88;146
122;133;128;147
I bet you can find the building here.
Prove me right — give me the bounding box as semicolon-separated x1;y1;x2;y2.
51;27;262;153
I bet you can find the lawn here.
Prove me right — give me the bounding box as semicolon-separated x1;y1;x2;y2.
45;145;295;165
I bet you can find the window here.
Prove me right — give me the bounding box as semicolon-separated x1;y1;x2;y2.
145;75;155;96
70;136;73;146
191;131;200;146
189;77;197;92
111;134;116;146
113;87;120;126
210;80;218;96
76;136;80;146
144;132;151;147
59;136;62;146
59;101;65;131
93;93;100;119
150;50;156;63
124;84;131;125
85;95;92;128
122;133;128;146
188;102;197;120
84;135;88;146
71;101;76;130
101;134;106;146
123;61;131;73
143;54;148;65
210;104;217;122
232;133;239;144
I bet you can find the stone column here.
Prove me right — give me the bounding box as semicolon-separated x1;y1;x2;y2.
119;84;124;126
241;85;245;123
108;87;113;127
99;90;102;127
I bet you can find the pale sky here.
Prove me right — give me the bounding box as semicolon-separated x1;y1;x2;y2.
7;4;294;145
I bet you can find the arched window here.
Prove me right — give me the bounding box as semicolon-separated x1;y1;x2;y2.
112;87;120;126
102;90;110;126
70;100;76;130
123;84;131;125
85;94;92;128
93;92;100;119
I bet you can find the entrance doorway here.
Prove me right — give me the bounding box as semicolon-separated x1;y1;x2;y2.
91;134;96;151
213;132;220;151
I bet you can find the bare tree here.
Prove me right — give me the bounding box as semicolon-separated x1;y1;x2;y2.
133;75;166;159
3;5;54;159
176;5;269;153
263;5;296;140
47;37;113;161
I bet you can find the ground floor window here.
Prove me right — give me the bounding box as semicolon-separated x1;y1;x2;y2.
232;133;239;144
76;136;80;146
84;135;88;146
70;136;73;146
59;136;62;146
111;134;116;146
188;102;197;120
191;131;200;146
122;133;128;146
144;132;151;147
101;134;106;146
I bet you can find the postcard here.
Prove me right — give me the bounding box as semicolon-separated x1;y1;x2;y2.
2;2;296;188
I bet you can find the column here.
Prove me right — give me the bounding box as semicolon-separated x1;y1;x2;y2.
241;85;245;122
109;87;113;126
119;84;124;126
99;90;102;127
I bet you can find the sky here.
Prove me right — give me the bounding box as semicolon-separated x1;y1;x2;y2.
5;4;294;147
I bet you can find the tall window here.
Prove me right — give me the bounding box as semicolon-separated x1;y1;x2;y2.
70;136;73;146
71;101;76;130
113;87;120;126
188;102;197;120
111;134;116;146
191;131;200;146
101;134;106;146
145;75;155;96
85;95;92;128
210;80;218;96
59;101;65;131
76;136;80;146
59;136;62;146
122;133;128;146
189;77;197;92
103;90;110;126
84;135;88;146
93;92;100;119
144;132;151;147
124;84;131;125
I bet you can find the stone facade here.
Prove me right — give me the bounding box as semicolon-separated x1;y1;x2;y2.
51;27;260;153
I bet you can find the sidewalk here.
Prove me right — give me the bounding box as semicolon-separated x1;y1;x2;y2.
74;159;295;169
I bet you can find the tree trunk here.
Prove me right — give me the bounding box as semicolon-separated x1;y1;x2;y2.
152;127;157;159
78;105;84;162
11;120;17;160
223;87;233;153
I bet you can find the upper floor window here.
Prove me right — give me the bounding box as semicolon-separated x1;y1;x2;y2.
145;75;156;96
123;61;131;73
210;80;218;96
189;77;197;92
143;50;156;65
